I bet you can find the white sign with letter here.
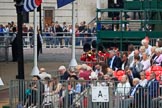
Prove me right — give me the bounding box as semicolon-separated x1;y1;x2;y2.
92;86;109;102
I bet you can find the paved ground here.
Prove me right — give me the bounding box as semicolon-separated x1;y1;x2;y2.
0;47;84;107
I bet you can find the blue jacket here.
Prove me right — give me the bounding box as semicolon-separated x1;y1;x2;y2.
146;79;159;98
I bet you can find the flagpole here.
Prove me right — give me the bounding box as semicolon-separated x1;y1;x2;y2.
31;8;39;76
69;1;77;67
97;0;101;18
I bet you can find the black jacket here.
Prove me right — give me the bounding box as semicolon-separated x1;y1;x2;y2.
107;56;122;70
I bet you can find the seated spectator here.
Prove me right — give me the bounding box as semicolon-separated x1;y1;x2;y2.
145;72;159;108
58;65;70;81
39;68;51;80
139;46;146;59
128;49;139;68
107;50;121;71
140;52;151;71
139;72;147;87
153;48;162;66
124;78;144;108
130;55;144;79
121;52;129;70
149;46;157;65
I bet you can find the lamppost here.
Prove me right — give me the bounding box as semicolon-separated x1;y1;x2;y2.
14;0;25;80
14;0;25;104
69;1;78;67
0;77;4;86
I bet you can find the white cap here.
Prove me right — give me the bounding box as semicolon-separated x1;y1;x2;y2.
58;66;66;70
89;72;98;79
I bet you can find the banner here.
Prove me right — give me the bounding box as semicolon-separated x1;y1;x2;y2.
57;0;75;8
24;0;42;12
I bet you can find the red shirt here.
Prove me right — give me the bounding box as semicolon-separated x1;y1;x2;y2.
79;70;91;80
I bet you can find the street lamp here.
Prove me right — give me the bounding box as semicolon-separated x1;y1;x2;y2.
0;77;4;86
69;1;77;67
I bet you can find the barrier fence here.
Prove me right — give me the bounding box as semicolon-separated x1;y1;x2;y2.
0;32;158;62
9;79;162;108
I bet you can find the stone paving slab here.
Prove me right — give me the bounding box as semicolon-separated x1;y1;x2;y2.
0;47;84;107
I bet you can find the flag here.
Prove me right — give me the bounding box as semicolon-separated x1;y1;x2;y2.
24;0;42;12
57;0;75;8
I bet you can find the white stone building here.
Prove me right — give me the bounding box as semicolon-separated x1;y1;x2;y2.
0;0;108;28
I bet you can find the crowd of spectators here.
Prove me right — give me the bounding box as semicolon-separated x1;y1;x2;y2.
23;37;162;108
0;21;97;48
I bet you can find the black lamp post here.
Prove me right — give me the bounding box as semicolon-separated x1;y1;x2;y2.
14;0;25;80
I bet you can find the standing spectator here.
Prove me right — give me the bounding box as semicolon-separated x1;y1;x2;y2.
139;72;147;87
141;37;152;56
58;65;70;81
79;64;91;80
50;76;62;107
24;75;44;107
42;77;53;106
62;22;69;47
83;25;92;44
115;75;131;97
125;68;134;87
28;26;34;48
50;22;57;48
10;27;18;62
145;72;159;108
139;46;146;59
75;25;80;46
37;30;43;58
39;68;51;80
94;63;102;75
140;52;151;71
0;24;5;36
79;22;86;46
55;24;63;48
44;24;51;48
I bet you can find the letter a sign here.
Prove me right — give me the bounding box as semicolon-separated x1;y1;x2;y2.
92;86;109;102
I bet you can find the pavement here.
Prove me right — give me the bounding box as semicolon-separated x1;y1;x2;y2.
0;47;84;107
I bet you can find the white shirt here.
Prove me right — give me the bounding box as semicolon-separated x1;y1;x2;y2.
110;56;115;69
140;79;148;87
128;51;134;59
145;45;152;56
116;82;131;96
140;59;151;71
39;72;51;80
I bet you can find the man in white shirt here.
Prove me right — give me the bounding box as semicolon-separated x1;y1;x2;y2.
39;68;51;80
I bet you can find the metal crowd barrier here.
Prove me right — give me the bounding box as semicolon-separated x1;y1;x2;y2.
9;80;162;108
